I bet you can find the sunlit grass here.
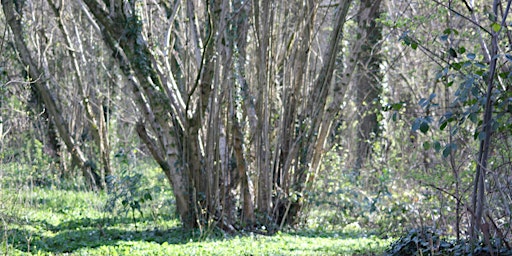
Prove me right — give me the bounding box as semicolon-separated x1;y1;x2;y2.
73;233;391;256
0;162;391;255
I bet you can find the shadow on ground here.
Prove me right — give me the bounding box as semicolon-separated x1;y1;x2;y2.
2;215;192;254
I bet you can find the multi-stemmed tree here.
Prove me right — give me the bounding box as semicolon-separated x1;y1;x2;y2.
2;0;354;230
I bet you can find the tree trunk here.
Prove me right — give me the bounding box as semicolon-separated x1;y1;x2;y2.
252;0;273;218
48;0;112;188
80;0;204;229
230;0;256;225
471;0;500;243
277;0;353;226
353;0;383;169
79;0;353;231
2;0;102;190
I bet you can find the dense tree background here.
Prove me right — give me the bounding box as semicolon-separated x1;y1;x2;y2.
1;0;512;248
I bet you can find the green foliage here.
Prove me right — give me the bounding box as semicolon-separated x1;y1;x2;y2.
386;227;453;255
105;157;148;219
105;152;177;225
104;169;150;225
309;150;415;236
379;3;512;248
1;135;60;189
386;227;512;256
0;162;390;255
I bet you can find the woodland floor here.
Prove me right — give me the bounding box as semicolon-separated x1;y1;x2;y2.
0;163;391;255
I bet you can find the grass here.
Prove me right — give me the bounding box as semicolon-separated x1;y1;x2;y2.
0;162;391;255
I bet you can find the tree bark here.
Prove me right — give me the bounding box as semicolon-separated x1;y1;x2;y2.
48;0;112;188
353;0;383;169
78;0;354;231
2;0;102;189
471;0;501;243
229;0;256;225
277;0;353;225
80;0;195;228
253;0;273;218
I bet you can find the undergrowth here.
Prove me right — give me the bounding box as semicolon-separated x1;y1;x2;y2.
0;161;391;255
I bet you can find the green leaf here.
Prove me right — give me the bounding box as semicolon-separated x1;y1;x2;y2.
392;102;404;111
451;62;462;70
487;11;497;22
402;35;411;45
433;141;441;152
475;62;487;69
458;46;466;54
442;145;451;157
442;28;458;35
440;121;448;131
144;192;153;201
423;141;431;150
420;122;429;134
499;72;509;79
471;86;480;97
448;48;457;58
469;113;478;124
491;22;501;32
478;131;486;141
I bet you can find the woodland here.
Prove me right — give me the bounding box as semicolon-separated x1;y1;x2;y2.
1;0;512;255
